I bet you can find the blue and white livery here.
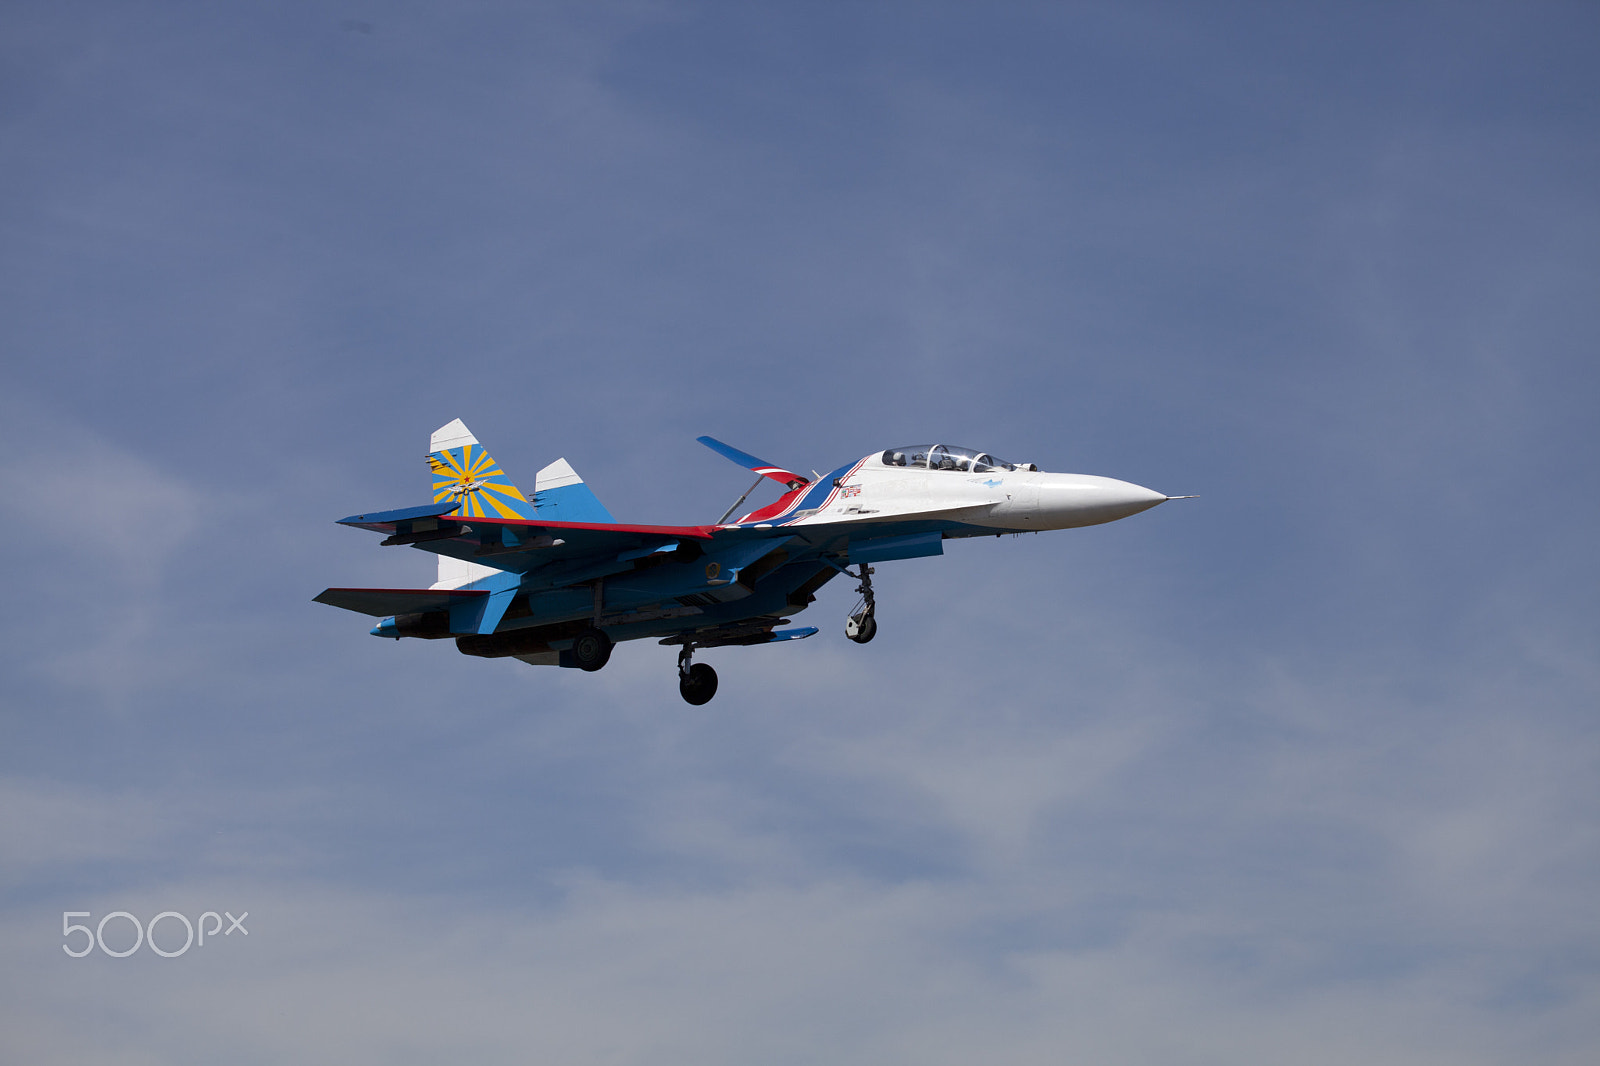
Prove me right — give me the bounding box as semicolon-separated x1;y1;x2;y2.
316;422;1180;704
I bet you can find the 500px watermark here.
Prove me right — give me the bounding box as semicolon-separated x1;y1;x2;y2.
62;910;248;958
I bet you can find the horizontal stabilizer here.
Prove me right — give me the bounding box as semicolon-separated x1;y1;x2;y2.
314;587;487;617
331;509;722;578
697;436;810;490
336;509;712;539
338;502;461;526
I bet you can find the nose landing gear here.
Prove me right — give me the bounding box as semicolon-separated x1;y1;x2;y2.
845;563;877;644
678;645;719;705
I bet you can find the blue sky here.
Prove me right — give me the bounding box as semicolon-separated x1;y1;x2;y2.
3;2;1597;1062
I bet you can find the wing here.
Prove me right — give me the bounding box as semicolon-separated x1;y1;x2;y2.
313;587;487;617
334;504;717;576
728;500;1012;565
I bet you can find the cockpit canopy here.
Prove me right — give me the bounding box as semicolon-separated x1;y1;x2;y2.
879;444;1028;473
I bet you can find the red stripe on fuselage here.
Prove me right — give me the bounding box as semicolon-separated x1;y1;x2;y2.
453;517;717;539
734;458;867;525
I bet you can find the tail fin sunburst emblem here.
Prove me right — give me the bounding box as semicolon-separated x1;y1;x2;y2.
428;443;533;519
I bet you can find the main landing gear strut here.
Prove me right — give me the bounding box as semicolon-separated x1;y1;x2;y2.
677;645;718;705
844;563;877;644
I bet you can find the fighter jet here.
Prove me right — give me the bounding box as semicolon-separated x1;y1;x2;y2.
316;419;1178;704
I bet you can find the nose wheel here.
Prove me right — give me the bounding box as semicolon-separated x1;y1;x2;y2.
678;645;719;705
845;563;877;644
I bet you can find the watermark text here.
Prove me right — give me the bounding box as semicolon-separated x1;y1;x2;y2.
62;910;248;958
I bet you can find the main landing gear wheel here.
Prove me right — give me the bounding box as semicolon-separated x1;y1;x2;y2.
845;562;877;644
845;610;877;644
676;644;718;704
570;626;613;672
679;662;718;705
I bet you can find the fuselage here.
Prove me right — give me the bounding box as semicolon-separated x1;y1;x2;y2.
731;443;1167;534
371;441;1168;657
323;424;1180;701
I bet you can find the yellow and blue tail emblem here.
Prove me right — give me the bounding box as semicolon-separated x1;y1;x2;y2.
426;418;616;524
427;419;539;520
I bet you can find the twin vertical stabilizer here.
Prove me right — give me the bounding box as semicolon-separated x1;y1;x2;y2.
427;419;615;589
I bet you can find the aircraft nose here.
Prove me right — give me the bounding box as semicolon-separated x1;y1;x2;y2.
1035;475;1168;528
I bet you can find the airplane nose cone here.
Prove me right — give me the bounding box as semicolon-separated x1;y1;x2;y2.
1111;481;1168;518
1035;475;1167;528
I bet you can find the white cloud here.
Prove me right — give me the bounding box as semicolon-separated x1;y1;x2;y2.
5;867;1598;1065
0;779;167;887
0;394;203;700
